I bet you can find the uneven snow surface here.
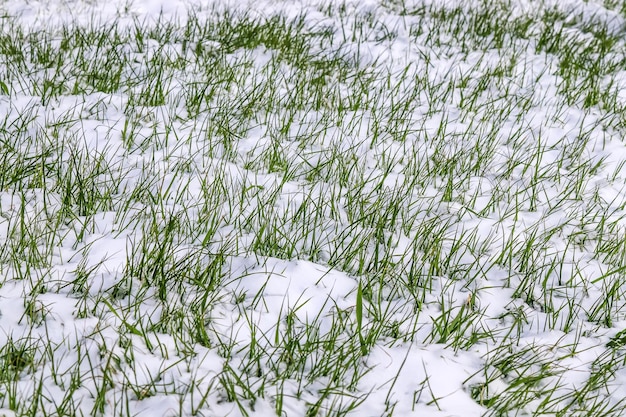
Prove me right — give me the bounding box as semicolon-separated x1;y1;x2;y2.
1;0;626;415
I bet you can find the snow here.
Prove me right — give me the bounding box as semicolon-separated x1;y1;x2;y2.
1;0;626;415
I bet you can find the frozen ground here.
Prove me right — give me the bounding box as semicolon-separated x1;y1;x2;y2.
1;0;626;415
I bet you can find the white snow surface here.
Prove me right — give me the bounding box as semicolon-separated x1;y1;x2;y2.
1;0;626;416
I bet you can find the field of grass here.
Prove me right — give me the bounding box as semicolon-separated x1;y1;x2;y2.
1;0;626;415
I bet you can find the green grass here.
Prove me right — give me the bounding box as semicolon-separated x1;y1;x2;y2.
0;0;626;416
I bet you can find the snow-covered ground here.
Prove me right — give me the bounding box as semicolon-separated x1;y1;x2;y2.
1;0;626;415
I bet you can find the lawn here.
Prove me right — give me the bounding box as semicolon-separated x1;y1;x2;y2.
1;0;626;415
